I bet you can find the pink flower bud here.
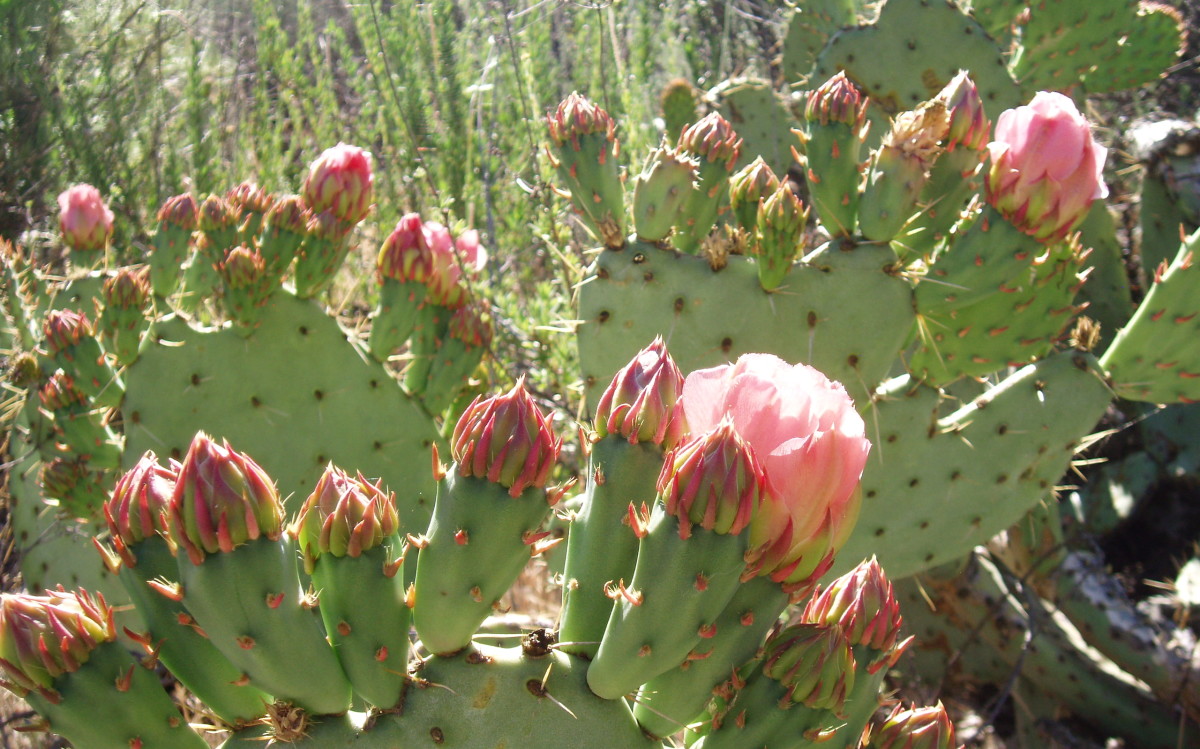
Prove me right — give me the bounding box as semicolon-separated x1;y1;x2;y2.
42;309;94;356
219;246;267;290
157;193;199;231
57;185;113;252
451;380;561;498
937;71;990;152
805;72;866;128
761;623;855;712
302;143;374;226
658;419;766;538
985;91;1108;242
104;452;178;553
873;702;958;749
679;354;869;586
593;337;687;447
448;300;493;348
0;589;115;698
801;556;906;672
424;221;488;308
169;432;284;564
546;92;616;146
377;214;435;284
679;112;742;170
39;371;86;411
101;267;150;310
293;464;399;573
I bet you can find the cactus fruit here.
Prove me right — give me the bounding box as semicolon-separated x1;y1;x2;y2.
632;140;699;243
858;101;948;243
98;266;152;364
674;113;743;253
413;381;562;655
151;193;199;297
168;432;354;715
799;72;869;238
293;463;410;708
546;92;627;248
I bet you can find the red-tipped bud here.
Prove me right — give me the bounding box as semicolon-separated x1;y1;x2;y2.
728;157;780;232
659;419;766;538
293;464;400;573
761;623;855;712
302;143;374;226
594;337;687;447
546;92;616;146
57;185;113;252
451;380;562;498
199;194;241;235
679;112;743;170
42;309;94;356
219;246;267;290
39;371;86;411
226;181;274;215
168;432;284;565
985;91;1108;242
104;452;178;551
937;71;990;152
39;459;88;501
264;194;310;236
874;702;959;749
805;72;866;127
101;267;151;311
755;184;810;290
0;589;115;698
306;208;349;242
156;193;199;231
801;556;904;669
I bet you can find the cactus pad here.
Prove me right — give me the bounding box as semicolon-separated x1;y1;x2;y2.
121;291;441;526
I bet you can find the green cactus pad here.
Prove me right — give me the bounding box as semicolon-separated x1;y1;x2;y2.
1073;202;1135;351
836;349;1112;579
908;225;1087;386
813;0;1023;117
1101;230;1200;403
577;241;912;410
413;472;554;656
120;291;440;524
372;640;664;748
780;0;861;85
1012;0;1184;95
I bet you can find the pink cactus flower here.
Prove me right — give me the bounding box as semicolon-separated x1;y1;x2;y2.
985;91;1108;242
679;354;869;589
57;184;114;252
301;143;374;226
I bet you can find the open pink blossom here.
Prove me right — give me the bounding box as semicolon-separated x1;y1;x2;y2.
985;91;1107;242
422;220;488;308
680;354;869;588
57;184;114;252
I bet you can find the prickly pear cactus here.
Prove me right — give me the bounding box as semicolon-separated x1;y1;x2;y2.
0;148;501;596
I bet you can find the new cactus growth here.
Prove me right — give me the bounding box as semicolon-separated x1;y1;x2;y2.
799;72;868;237
632;140;699;243
293;463;410;708
413;380;562;655
546;92;627;248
